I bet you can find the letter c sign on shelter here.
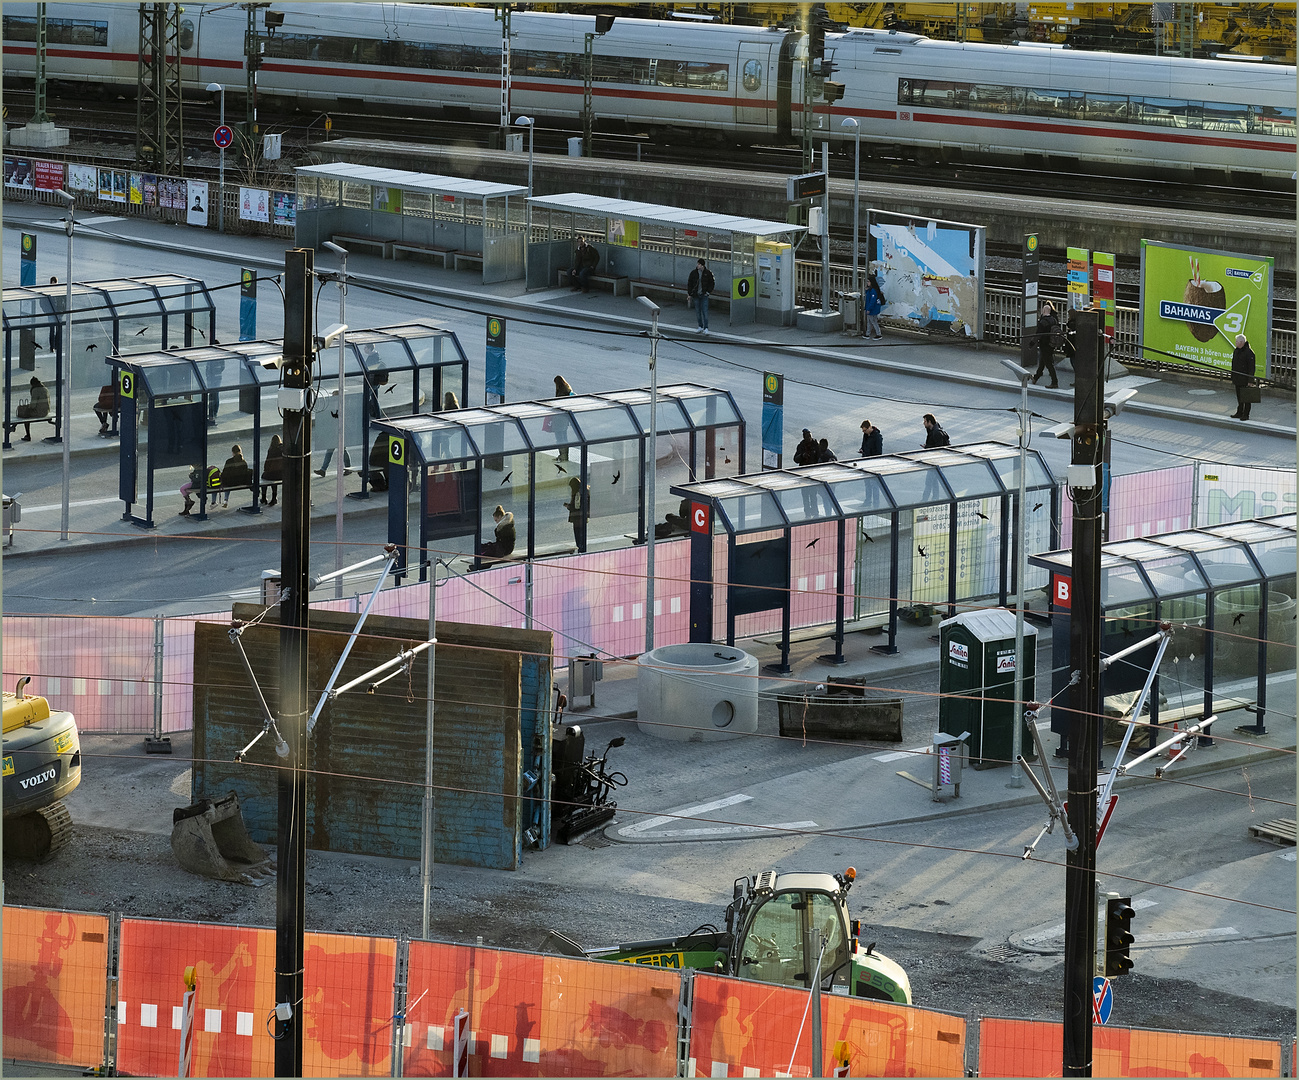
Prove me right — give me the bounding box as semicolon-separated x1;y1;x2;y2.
690;502;710;534
1052;573;1071;609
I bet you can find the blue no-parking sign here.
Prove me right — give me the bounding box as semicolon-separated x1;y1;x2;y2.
1092;975;1113;1025
213;125;234;149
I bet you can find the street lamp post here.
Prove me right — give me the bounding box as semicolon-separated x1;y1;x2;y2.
322;241;349;600
515;115;534;280
206;82;226;233
840;117;861;304
56;188;73;542
637;295;660;654
999;357;1031;789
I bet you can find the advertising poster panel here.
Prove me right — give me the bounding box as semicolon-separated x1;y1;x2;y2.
32;159;64;190
239;186;270;223
273;191;296;226
187;180;209;226
1140;240;1273;379
68;163;97;192
866;210;985;339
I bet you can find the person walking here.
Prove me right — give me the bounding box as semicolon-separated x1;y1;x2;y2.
859;419;882;457
922;413;951;448
863;275;884;339
687;258;715;335
793;428;818;467
569;237;600;292
1231;333;1258;420
1032;301;1060;388
553;375;574;460
564;476;589;550
314;391;353;477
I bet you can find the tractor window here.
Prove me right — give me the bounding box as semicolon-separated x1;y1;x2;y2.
807;892;849;973
736;893;803;986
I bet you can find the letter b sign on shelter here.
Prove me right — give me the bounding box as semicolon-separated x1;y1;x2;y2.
1052;573;1071;609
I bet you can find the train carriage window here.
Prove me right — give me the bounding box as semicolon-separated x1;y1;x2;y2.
1200;101;1247;132
1135;98;1189;128
4;15;108;47
1023;88;1066;117
1252;105;1295;137
1085;93;1130;123
967;84;1024;114
742;59;762;92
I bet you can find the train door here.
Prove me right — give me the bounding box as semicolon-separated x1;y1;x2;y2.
736;41;774;133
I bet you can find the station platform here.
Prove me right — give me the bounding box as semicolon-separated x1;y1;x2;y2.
2;200;1295;561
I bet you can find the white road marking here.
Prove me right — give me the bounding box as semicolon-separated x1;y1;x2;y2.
22;496;120;514
872;745;928;763
618;793;752;836
1135;928;1238;944
640;820;818;839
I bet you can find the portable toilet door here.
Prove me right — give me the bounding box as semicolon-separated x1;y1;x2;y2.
938;617;983;756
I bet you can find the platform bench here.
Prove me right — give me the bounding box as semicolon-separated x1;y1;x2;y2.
452;251;485;272
391;242;452;267
556;269;630;296
332;235;393;259
5;414;56;441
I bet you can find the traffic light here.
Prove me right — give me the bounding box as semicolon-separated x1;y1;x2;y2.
1105;896;1135;976
809;23;825;61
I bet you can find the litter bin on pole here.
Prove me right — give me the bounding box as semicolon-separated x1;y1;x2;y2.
938;608;1037;768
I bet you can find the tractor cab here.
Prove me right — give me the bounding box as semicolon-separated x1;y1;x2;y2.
727;870;853;988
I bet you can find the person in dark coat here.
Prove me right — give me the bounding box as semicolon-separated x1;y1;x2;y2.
260;434;283;505
859;419;882;457
1032;301;1060;388
922;413;951;448
687;258;715;334
1230;333;1258;421
793;428;818;467
17;376;50;441
564;476;588;549
569;238;600;292
480;504;516;558
816;438;837;463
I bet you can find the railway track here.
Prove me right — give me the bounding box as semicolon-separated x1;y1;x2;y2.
5;90;1295;221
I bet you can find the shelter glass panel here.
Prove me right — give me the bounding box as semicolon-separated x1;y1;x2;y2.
937;461;1001;498
774;483;835;524
671;388;740;428
586;436;642;552
458;414;530;456
424;461;480;555
533;455;577;557
1101;561;1152;606
1130;553;1206;598
823;473;890;515
875;465;945;508
1242;537;1295;580
1266;573;1297;675
653;432;694;536
719;491;783;533
482;454;531;557
854;513;894;620
1212;584;1262;708
412;424;476;464
561;399;638;441
138;358;201;398
1159;590;1207;710
1193;544;1258;587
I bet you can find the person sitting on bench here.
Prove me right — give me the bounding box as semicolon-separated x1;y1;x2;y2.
480;504;516;558
16;376;50;441
568;237;600;293
93;382;119;434
655;497;691;539
218;444;252;506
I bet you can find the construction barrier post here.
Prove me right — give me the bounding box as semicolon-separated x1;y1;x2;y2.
177;965;197;1078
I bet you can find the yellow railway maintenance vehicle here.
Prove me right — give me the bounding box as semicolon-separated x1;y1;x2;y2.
3;678;81;860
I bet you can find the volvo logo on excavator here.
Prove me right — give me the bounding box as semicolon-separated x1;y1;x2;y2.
19;767;56;790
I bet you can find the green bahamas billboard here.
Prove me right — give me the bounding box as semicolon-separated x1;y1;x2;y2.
1140;240;1273;379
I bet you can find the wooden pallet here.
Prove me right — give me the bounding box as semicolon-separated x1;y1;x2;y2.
1248;817;1296;845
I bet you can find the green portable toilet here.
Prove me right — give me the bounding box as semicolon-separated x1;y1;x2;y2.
939;608;1037;768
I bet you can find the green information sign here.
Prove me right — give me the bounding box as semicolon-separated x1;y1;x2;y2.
1140;240;1273;379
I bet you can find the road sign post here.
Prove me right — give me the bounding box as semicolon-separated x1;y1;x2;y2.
1092;975;1113;1025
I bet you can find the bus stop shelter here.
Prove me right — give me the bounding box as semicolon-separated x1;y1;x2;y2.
2;274;214;449
673;442;1058;671
111;319;469;528
375;383;746;579
525;193;806;326
294;163;527;283
1030;513;1296;751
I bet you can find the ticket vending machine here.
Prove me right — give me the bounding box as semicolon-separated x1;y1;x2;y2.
755;240;795;326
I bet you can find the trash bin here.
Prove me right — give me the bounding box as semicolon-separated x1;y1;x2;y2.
569;654;604;707
3;493;20;547
567;137;584;157
838;291;860;332
938;608;1036;768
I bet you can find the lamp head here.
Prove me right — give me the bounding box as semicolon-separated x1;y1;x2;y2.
316;323;348;350
322;240;348;257
999;357;1031;383
637;295;660;316
840;117;859;131
1104;387;1138;418
206;82;223;93
514;115;534;127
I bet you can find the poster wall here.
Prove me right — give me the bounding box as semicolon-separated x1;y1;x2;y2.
273;191;296;227
68;163;97;192
186;180;209;226
239;186;269;223
1140;240;1273;379
866;210;985;339
3;157;34;188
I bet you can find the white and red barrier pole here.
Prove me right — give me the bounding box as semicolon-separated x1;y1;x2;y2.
178;965;197;1078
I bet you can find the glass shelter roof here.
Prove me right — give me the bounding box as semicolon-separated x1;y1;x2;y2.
1029;514;1296;604
379;383;741;463
674;443;1054;534
2;274;214;331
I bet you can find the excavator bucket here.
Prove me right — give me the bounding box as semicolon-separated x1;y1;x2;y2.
171;791;273;886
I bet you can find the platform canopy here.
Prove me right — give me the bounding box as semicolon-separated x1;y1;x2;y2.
296;162;527;201
526;192;806;242
673;442;1059;666
1029;513;1295;743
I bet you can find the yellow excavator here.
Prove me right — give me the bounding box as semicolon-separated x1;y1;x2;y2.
3;678;81;859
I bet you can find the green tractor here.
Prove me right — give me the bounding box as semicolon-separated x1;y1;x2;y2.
3;678;81;860
547;867;911;1004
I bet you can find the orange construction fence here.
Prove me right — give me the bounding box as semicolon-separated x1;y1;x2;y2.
687;974;966;1078
3;906;1290;1078
401;940;680;1077
979;1016;1284;1078
2;905;109;1068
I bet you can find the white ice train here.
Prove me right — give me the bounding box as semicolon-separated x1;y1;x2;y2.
4;3;1294;182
